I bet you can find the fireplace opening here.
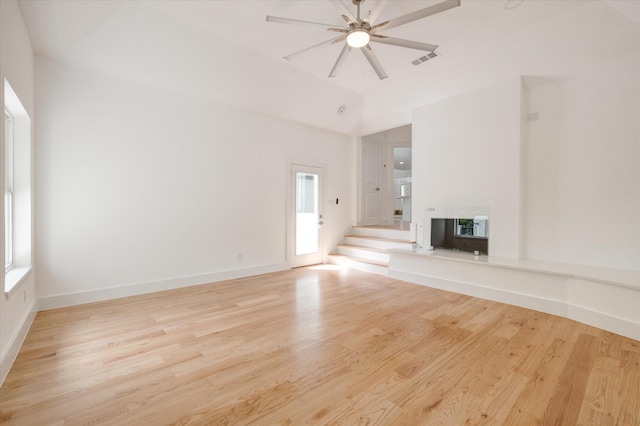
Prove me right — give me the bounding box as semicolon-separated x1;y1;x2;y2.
431;217;488;255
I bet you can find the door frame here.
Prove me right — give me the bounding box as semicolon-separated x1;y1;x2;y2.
287;163;325;268
389;140;412;222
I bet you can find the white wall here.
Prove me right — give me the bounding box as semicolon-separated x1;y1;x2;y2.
36;58;355;305
522;54;640;271
411;27;639;272
0;0;37;383
412;77;522;258
394;3;639;341
18;0;364;137
361;2;639;136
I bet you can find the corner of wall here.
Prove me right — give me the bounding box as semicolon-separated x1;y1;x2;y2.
0;298;37;386
1;0;37;387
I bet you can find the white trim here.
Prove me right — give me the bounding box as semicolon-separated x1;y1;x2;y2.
4;110;13;192
389;269;568;316
390;248;639;289
5;110;14;271
4;265;33;296
0;300;37;386
3;79;33;290
38;263;289;311
389;250;640;341
390;268;640;341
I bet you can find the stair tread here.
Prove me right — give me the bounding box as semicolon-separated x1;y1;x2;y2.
352;226;410;233
328;254;389;267
345;234;412;243
353;225;410;231
337;244;389;253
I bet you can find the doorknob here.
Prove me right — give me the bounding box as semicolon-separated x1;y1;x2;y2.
376;187;380;191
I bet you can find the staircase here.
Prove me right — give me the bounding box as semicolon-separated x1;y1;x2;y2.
328;225;413;275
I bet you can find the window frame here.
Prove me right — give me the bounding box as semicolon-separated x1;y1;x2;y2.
5;109;14;272
4;79;33;294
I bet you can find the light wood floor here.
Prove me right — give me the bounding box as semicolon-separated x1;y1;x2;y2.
1;267;638;425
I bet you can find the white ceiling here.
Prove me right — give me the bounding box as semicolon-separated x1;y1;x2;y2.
16;0;640;135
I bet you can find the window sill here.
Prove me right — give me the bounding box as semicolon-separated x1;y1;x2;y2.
5;266;33;297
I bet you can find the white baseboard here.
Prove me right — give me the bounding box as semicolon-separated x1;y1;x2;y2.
566;303;640;342
389;269;640;342
1;301;37;386
390;269;568;316
38;263;289;311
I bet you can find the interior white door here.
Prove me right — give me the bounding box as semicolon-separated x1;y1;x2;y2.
291;164;324;268
361;140;380;226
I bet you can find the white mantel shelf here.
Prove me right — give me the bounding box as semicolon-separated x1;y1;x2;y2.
388;249;640;341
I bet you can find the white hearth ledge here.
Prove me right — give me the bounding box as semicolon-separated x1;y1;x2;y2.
389;249;640;341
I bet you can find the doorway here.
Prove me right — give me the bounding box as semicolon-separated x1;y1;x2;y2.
290;164;324;268
360;124;411;226
393;146;412;222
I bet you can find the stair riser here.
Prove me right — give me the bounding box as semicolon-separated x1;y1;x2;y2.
328;256;389;276
351;227;411;241
335;246;390;263
343;236;413;251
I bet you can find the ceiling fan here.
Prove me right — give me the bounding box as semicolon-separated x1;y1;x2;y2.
266;0;461;80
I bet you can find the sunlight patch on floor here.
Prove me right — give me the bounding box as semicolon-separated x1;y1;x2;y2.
308;264;349;272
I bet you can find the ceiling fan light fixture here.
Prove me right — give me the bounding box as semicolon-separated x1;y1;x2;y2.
266;0;461;79
346;28;370;48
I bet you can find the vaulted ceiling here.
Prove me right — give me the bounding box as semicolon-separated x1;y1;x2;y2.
17;0;640;135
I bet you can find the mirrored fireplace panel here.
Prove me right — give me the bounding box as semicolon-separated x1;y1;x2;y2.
425;206;489;255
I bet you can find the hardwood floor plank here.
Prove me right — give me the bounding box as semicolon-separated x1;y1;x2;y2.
577;355;620;425
541;333;598;425
0;267;638;425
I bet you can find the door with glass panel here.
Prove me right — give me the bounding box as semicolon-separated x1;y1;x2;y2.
291;164;324;267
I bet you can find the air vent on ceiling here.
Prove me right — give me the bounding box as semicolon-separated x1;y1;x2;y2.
412;51;439;66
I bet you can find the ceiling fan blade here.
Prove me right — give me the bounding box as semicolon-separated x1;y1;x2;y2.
329;44;352;78
266;15;337;29
284;35;346;61
362;10;372;24
374;0;460;31
329;0;357;24
332;35;347;44
363;0;388;25
361;45;388;80
370;36;438;52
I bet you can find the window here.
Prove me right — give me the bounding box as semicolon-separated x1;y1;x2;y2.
295;172;319;255
296;173;317;214
5;110;13;271
4;79;33;293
